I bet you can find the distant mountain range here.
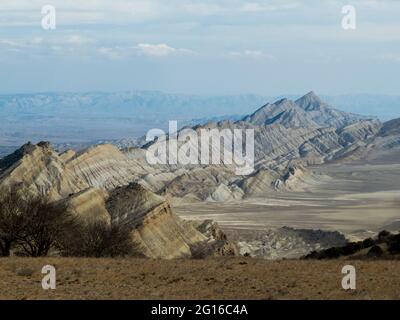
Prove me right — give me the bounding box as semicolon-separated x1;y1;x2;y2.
0;91;400;156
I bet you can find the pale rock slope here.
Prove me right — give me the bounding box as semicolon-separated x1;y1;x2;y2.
0;92;386;204
137;92;381;200
295;91;371;129
0;143;236;259
64;187;110;224
65;144;140;190
106;183;210;259
0;142;88;200
243;98;319;128
331;117;400;164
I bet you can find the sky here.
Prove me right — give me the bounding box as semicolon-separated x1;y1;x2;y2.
0;0;400;96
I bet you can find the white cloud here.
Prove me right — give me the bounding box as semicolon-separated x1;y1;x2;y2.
98;43;194;59
136;43;176;56
229;50;275;60
135;43;193;57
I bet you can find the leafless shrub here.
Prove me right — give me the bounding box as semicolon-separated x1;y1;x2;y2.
0;189;79;257
15;198;78;257
0;190;26;256
60;220;137;258
0;189;137;258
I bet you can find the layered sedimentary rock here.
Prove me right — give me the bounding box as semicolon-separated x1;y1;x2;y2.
294;91;371;129
331;117;400;164
0;142;88;200
0;92;385;204
64;187;110;224
0;143;237;258
235;227;347;259
105;183;209;259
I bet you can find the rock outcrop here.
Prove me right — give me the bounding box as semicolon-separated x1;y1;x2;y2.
189;220;239;258
331;116;400;164
0;142;88;200
64;187;110;224
236;227;347;259
0;143;238;259
105;183;208;259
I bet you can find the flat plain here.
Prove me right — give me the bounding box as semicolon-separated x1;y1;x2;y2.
175;163;400;241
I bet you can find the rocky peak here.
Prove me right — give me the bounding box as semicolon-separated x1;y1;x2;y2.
295;91;324;111
242;96;317;128
0;141;40;173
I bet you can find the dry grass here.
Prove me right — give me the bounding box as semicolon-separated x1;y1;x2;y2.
1;257;400;300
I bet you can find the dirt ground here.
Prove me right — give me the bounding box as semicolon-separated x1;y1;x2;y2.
1;257;400;300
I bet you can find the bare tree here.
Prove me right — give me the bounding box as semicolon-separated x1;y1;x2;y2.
0;189;137;258
0;191;26;256
0;190;78;257
15;198;78;257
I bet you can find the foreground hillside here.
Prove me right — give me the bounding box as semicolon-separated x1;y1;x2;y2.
1;257;399;300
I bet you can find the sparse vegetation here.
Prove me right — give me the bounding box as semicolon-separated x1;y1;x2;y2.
368;245;384;257
387;234;400;254
0;190;137;258
378;230;391;242
0;191;26;256
362;237;375;248
61;220;137;258
0;190;79;257
1;257;400;299
306;230;400;260
15;199;77;257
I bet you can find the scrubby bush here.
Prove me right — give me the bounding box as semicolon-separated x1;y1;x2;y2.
362;237;376;249
16;199;77;257
323;247;342;259
377;230;391;242
387;234;400;254
341;242;363;256
0;191;78;257
0;190;137;258
367;245;384;257
0;191;26;256
60;220;136;257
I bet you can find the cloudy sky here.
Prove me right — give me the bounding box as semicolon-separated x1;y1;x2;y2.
0;0;399;95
